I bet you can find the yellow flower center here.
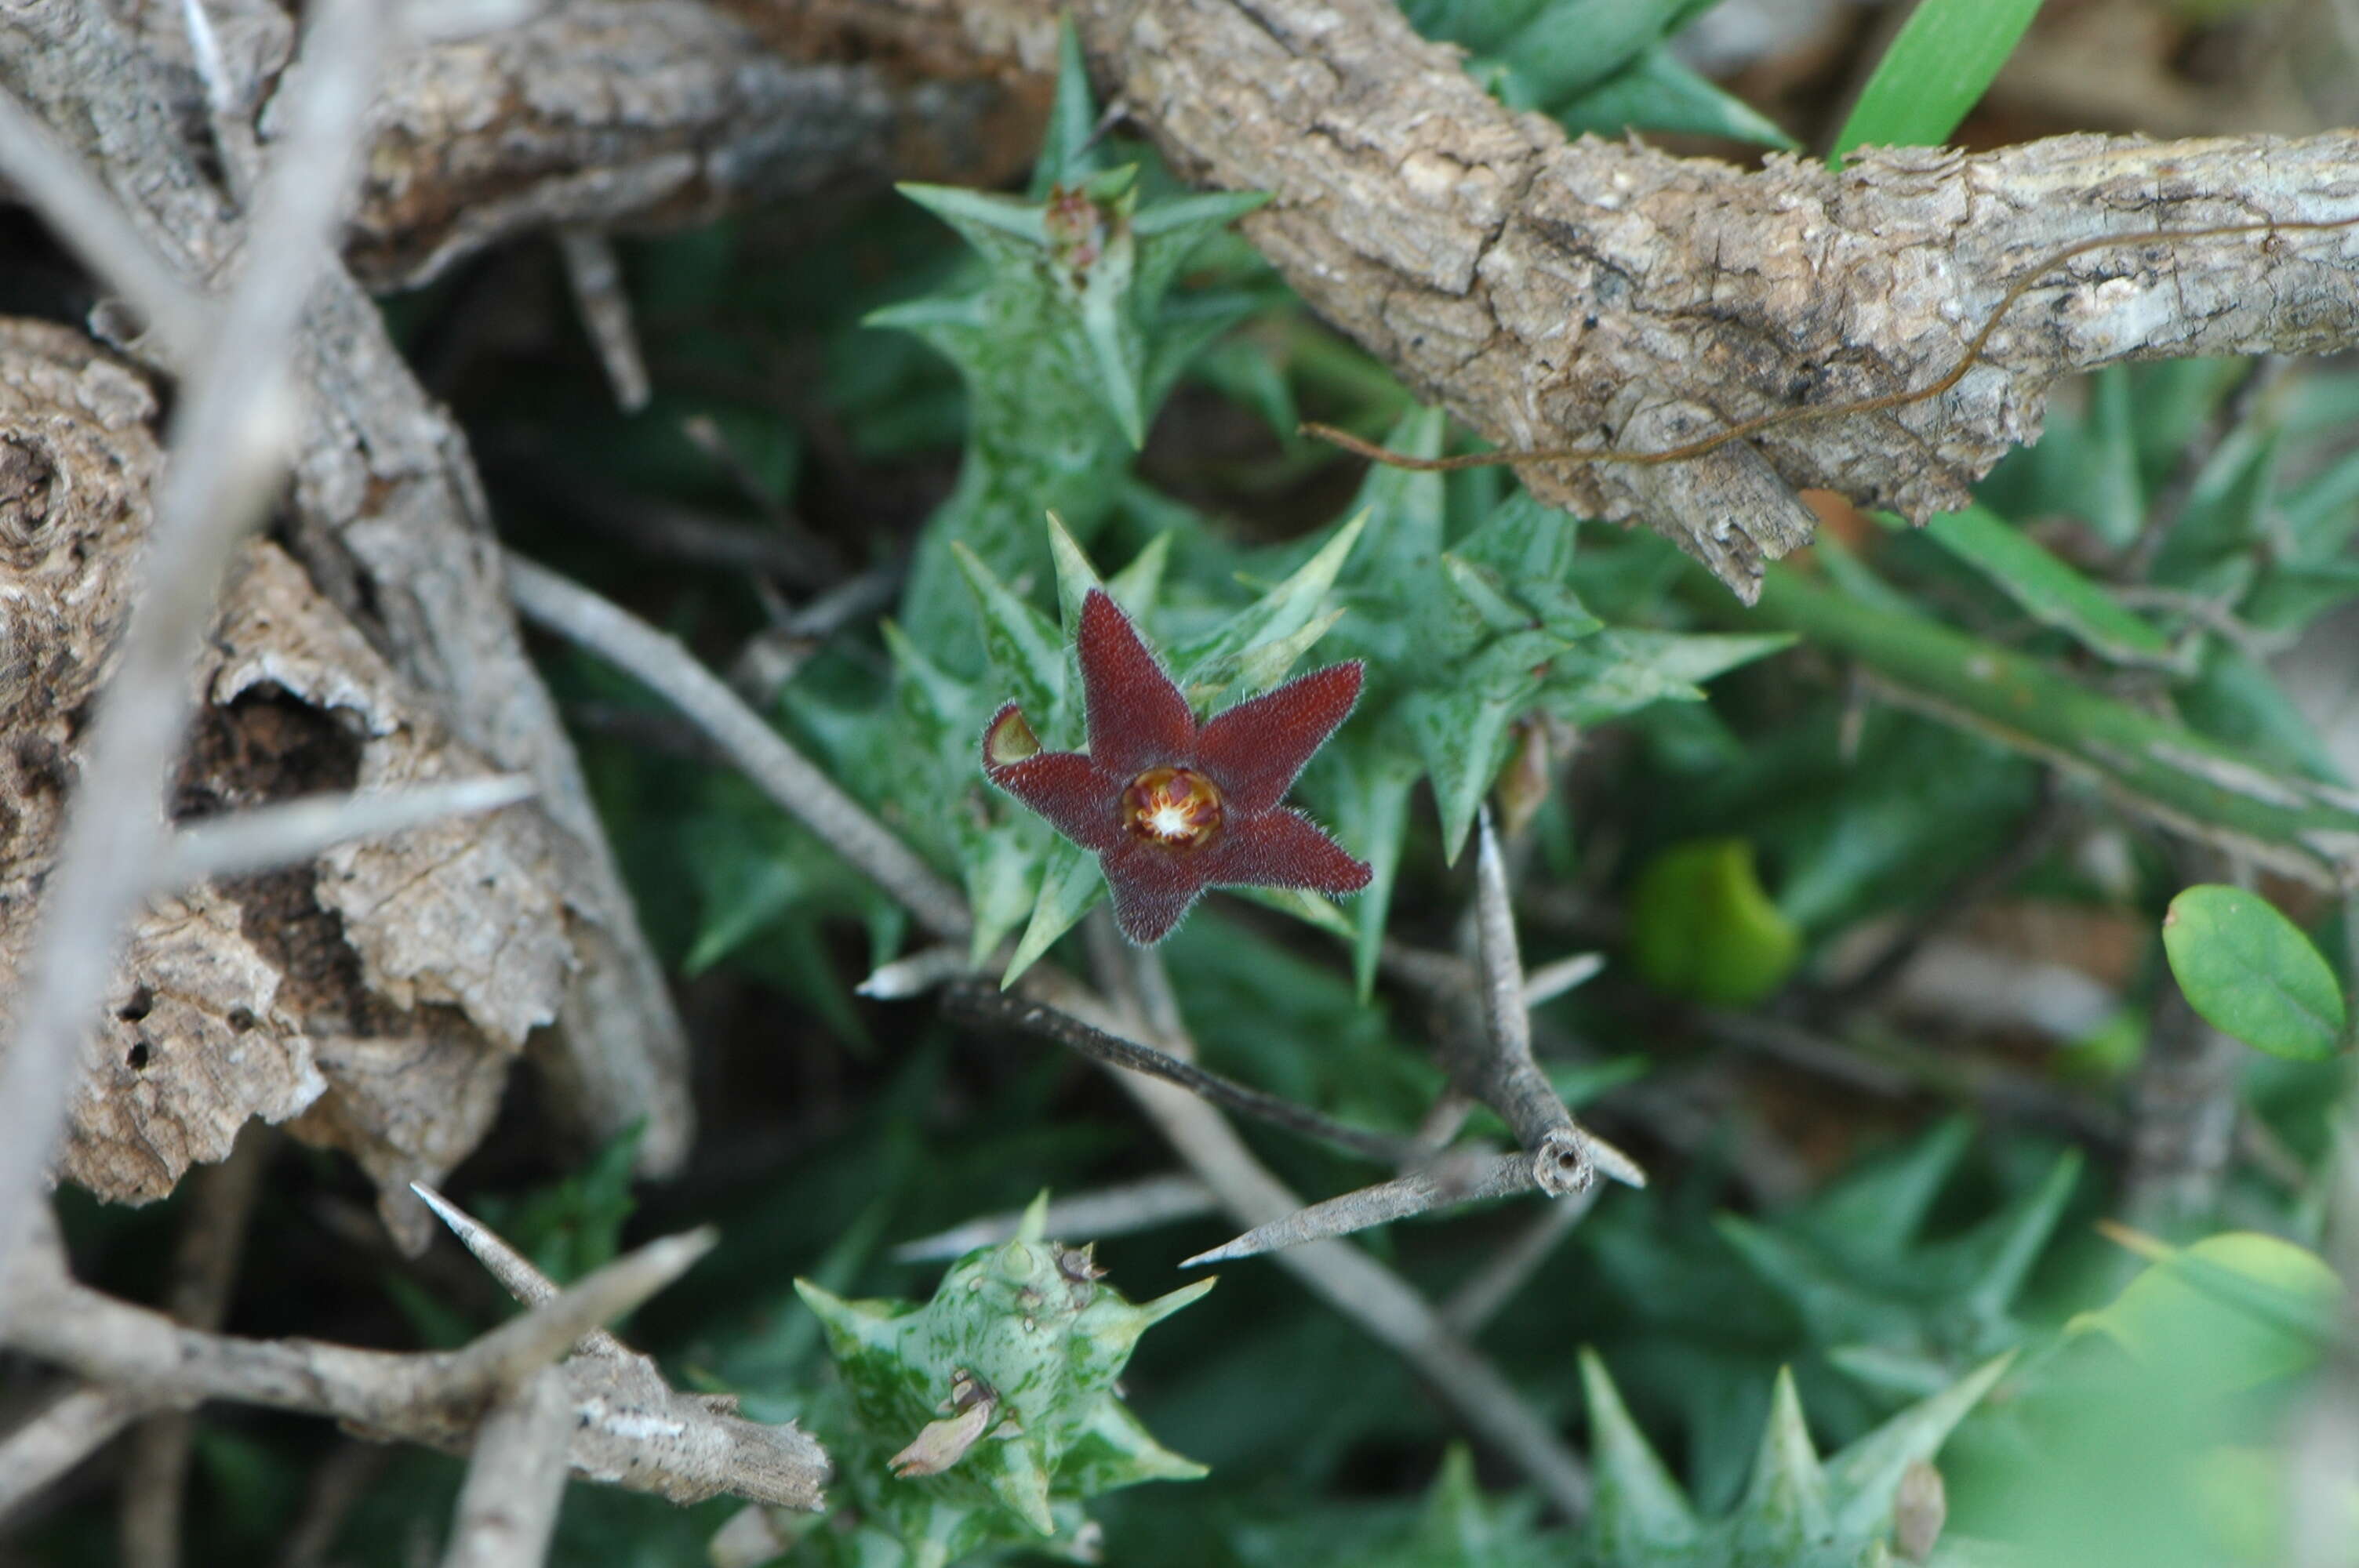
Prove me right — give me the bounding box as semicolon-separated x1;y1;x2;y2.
1121;767;1223;849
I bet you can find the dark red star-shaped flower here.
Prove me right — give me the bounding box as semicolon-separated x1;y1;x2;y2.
982;588;1372;944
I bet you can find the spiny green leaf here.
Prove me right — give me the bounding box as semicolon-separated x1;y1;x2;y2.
955;541;1064;724
2162;884;2347;1060
1046;510;1104;638
1823;1352;2015;1542
1557;44;1797;148
1233;884;1358;940
1404;680;1523;865
1913;503;2176;667
1108;529;1174;618
1028;17;1108;199
1580;1348;1701;1555
1318;741;1423;999
1173;511;1368;692
1003;839;1106;988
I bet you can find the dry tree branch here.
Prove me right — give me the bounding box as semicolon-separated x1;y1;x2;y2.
0;0;394;1317
437;1367;573;1568
0;1201;827;1512
0;1385;155;1522
343;0;1039;289
503;551;971;942
1048;0;2359;598
4;0;701;1179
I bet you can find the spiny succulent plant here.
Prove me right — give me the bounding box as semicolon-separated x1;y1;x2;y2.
1299;409;1787;990
1713;1120;2081;1403
877;20;1263;667
788;1195;1212;1567
1577;1348;2013;1568
1564;1120;2077;1507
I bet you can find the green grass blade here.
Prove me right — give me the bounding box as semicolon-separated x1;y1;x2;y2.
1830;0;2046;162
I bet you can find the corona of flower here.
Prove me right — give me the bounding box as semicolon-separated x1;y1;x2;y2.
983;589;1372;943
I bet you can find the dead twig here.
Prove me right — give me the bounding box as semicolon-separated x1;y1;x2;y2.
943;982;1421;1168
0;1203;825;1511
503;551;969;942
889;1174;1216;1262
1461;809;1644;1196
160;777;536;891
0;1384;154;1522
119;1130;275;1568
556;230;650;414
437;1367;572;1568
1181;1149;1536;1266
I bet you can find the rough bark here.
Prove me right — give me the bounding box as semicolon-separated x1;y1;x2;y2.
0;0;696;1207
346;0;1038;289
1066;0;2359;599
0;318;600;1243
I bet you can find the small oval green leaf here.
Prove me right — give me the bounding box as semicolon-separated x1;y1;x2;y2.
2162;884;2347;1060
1628;837;1803;1007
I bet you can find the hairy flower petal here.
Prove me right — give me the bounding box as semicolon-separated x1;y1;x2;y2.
986;749;1125;851
1102;840;1212;945
1204;808;1372;895
1079;590;1195;776
1193;662;1365;815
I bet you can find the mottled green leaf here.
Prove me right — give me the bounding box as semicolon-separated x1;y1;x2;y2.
1002;838;1105;988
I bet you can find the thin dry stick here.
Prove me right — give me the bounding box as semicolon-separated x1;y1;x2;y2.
437;1367;572;1568
0;0;395;1324
1182;1150;1537;1267
1301;212;2359;476
120;1131;275;1568
275;1441;391;1568
1441;1193;1598;1337
160;777;536;890
502;551;970;942
1089;927;1593;1519
889;1174;1216;1263
943;982;1421;1167
0;85;212;361
410;1181;627;1360
557;230;650;413
0;1384;154;1521
407;1183;830;1512
446;1230;716;1395
1459;810;1643;1192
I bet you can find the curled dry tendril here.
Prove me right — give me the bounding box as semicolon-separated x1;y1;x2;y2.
1302;213;2359;474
